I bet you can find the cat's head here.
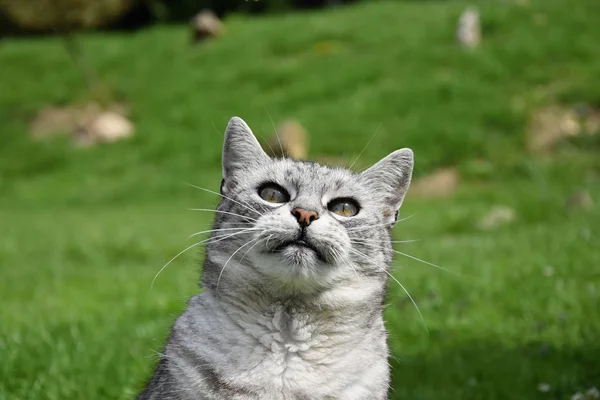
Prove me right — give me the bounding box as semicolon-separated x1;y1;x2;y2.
204;117;413;294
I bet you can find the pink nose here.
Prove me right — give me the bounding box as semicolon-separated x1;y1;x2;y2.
291;208;319;227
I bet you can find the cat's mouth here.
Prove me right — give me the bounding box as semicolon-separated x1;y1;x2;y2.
267;238;326;263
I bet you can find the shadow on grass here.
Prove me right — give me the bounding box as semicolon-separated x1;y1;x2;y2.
390;340;599;400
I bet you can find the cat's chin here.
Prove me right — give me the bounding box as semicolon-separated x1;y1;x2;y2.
276;239;326;262
259;246;323;272
252;246;335;291
278;243;323;268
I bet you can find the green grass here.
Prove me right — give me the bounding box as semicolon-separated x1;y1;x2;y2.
1;0;600;399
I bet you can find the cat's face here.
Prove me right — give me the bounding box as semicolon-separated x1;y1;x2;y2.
206;117;413;293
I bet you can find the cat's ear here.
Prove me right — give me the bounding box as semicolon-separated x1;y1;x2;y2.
361;148;414;226
222;117;270;185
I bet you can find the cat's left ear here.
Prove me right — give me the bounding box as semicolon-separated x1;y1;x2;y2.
360;148;414;227
221;117;270;192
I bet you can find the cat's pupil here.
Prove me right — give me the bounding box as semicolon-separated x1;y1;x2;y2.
266;190;277;201
328;198;359;217
258;183;289;203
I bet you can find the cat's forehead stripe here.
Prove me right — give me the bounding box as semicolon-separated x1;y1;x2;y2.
278;159;354;192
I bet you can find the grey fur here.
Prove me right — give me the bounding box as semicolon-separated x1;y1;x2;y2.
138;117;414;400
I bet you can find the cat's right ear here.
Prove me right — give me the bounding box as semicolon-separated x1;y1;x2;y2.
360;148;414;227
221;117;270;192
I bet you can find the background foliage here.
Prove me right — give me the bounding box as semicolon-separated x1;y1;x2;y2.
0;0;356;33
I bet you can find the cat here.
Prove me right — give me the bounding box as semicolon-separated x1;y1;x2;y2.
137;117;414;400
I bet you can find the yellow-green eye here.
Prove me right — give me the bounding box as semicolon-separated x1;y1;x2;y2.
328;198;360;217
258;183;290;203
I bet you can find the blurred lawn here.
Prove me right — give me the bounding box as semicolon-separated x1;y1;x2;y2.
1;0;599;399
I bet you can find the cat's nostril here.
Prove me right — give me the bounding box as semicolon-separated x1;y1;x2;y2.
291;208;319;227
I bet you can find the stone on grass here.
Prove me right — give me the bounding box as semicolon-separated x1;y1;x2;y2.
87;111;134;142
571;388;600;400
587;387;600;399
457;7;481;48
477;205;516;230
74;111;134;147
191;10;222;43
538;383;551;393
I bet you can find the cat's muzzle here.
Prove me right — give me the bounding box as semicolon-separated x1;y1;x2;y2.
265;234;327;264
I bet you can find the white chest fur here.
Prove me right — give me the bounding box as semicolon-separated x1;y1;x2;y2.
168;293;389;400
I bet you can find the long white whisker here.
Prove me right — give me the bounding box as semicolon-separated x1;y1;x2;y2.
216;237;261;290
265;109;285;157
347;214;416;231
151;244;201;289
185;182;263;217
350;238;420;245
349;123;381;170
341;254;361;281
239;235;268;265
188;227;260;239
253;130;277;157
188;208;259;222
383;268;427;333
349;239;455;275
349;248;427;333
390;249;458;275
151;229;253;288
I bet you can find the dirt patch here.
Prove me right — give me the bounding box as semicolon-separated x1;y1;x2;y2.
527;104;600;153
477;205;516;230
29;102;133;147
410;168;460;198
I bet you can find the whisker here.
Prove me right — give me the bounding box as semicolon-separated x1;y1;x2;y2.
265;109;285;157
382;269;427;333
350;238;420;245
346;214;416;231
151;229;254;288
239;235;269;265
349;248;427;333
189;227;260;239
390;249;458;276
349;123;381;170
252;130;277;158
188;208;259;222
340;253;361;281
265;234;274;249
216;237;261;290
185;182;263;217
349;239;456;275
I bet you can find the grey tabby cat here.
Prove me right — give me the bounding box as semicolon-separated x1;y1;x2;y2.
138;117;414;400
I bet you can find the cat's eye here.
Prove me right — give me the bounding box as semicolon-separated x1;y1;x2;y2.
328;198;360;217
258;183;290;204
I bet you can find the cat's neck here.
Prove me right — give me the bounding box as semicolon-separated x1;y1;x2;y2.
208;272;386;327
201;252;387;328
